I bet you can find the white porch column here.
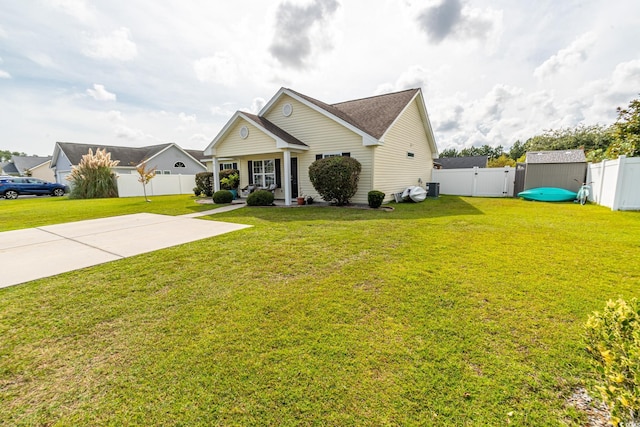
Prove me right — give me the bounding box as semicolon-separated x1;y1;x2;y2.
212;157;220;192
283;150;292;206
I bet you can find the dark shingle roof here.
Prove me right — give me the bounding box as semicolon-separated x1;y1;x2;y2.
331;89;420;139
435;155;488;169
57;142;174;167
287;88;420;139
526;150;586;164
244;113;308;147
6;155;52;175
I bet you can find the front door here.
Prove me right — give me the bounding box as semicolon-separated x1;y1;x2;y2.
290;157;298;199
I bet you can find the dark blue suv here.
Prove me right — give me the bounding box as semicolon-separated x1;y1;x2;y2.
0;177;68;199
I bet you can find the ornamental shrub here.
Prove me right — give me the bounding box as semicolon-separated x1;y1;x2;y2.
67;148;119;199
213;190;233;204
247;189;274;206
195;172;214;197
219;169;240;190
308;156;361;206
368;190;385;208
584;298;640;426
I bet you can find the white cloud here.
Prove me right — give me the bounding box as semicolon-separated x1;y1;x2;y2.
0;25;7;39
375;66;430;95
250;97;266;114
194;52;239;86
534;32;598;80
84;27;138;61
115;125;151;141
27;53;58;69
210;105;236;117
47;0;95;23
0;69;11;79
87;84;116;101
106;110;125;123
179;112;197;124
415;0;503;49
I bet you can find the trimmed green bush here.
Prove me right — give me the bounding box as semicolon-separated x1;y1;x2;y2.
368;190;385;208
213;190;233;204
247;190;274;206
195;172;214;197
308;156;361;206
585;298;640;426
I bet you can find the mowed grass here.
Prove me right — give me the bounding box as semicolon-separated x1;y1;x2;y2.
0;196;638;425
0;195;216;231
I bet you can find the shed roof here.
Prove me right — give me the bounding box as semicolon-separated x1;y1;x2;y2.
525;149;586;164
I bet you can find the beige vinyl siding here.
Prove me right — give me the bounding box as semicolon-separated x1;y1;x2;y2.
215;120;277;158
374;98;434;201
265;95;374;204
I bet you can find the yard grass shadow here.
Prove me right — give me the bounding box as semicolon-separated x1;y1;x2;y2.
212;195;483;223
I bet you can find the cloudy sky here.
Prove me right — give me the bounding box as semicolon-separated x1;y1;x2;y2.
2;0;639;156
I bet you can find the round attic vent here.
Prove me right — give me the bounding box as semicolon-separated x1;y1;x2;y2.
282;103;293;117
240;125;249;139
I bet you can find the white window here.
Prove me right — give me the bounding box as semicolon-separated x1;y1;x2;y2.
162;170;171;175
252;159;276;187
220;162;235;170
322;152;342;158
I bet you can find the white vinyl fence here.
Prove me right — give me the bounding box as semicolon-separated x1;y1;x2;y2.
116;174;197;198
587;155;640;211
432;166;515;197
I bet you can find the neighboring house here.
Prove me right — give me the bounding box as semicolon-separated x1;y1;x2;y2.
521;149;587;192
51;142;206;185
434;155;488;169
0;155;54;181
204;87;438;205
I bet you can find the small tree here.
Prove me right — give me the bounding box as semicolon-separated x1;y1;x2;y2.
606;97;640;159
67;148;119;199
308;156;361;206
135;160;157;202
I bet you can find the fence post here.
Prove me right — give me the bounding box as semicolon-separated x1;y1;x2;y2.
472;166;479;197
611;155;626;211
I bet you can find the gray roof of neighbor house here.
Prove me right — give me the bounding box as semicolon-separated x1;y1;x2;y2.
434;155;488;169
525;149;586;164
288;88;421;140
2;155;52;176
55;142;205;167
244;113;308;147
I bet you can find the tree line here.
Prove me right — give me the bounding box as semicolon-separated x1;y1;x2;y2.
439;96;640;167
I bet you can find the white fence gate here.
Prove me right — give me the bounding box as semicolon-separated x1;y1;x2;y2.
587;155;640;211
432;166;515;197
116;174;197;198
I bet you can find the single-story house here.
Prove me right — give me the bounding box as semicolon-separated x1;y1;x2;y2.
522;149;587;192
433;155;488;169
1;155;55;181
51;142;207;185
204;87;438;205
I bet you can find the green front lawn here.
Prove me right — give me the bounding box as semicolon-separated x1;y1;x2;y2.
0;195;216;231
1;196;638;425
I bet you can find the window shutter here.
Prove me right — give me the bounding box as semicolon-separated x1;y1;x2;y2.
219;163;224;171
342;152;351;157
315;154;322;161
248;161;253;184
275;159;281;188
232;162;238;171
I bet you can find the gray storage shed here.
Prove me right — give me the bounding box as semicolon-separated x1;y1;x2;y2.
523;149;587;192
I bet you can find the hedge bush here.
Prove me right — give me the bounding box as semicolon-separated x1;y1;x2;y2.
247;190;275;206
195;172;214;197
368;190;385;208
213;190;233;204
308;156;361;206
585;298;640;426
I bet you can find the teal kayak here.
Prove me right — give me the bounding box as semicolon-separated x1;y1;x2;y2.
518;187;577;202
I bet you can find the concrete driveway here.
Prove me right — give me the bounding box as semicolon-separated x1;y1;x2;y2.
0;205;250;289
